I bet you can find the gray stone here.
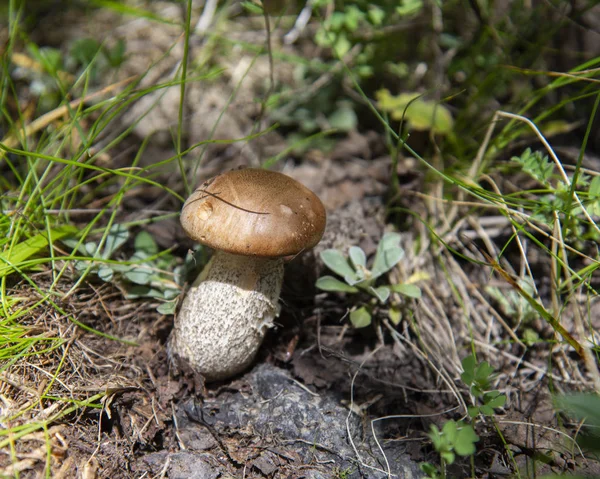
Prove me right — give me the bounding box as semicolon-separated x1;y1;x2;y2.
252;453;278;475
177;426;218;451
178;364;424;478
167;452;219;479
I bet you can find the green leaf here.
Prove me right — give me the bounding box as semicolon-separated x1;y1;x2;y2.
397;0;424;16
62;238;90;256
479;405;494;416
97;266;114;282
320;249;358;281
240;1;263;14
328;105;358;132
471;385;484;397
163;288;180;300
460;354;476;385
370;285;390;303
105;263;129;273
157;300;177;315
103;39;126;67
124;266;153;285
555;394;600;429
522;328;539;346
376;89;453;135
388;306;402;325
474;361;494;386
348;246;366;269
70;37;101;67
130;250;149;261
428;424;443;450
590;175;600;197
349;306;372;328
440;451;455;465
0;225;78;278
314;28;333;48
390;283;422;298
484;391;507;409
38;47;63;74
333;33;351;57
102;224;128;259
419;462;440;478
467;406;480;418
134;231;158;255
371;232;404;278
442;420;458;443
512;149;554;185
126;285;166;299
75;260;88;272
328;12;345;31
84;241;98;256
344;6;362;31
454;424;479;457
87;0;181;25
367;6;385;25
315;275;359;293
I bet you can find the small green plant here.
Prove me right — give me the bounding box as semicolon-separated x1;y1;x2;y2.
511;148;600;239
512;148;555;185
419;355;504;478
64;225;181;314
461;354;507;418
313;0;423;63
332;465;353;478
315;232;421;328
313;0;383;63
420;419;479;479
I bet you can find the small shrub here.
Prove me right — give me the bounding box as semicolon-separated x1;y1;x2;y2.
316;232;421;328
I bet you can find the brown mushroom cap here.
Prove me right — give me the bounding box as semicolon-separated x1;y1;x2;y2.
181;168;326;257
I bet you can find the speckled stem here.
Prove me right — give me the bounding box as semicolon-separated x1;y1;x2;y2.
168;251;284;381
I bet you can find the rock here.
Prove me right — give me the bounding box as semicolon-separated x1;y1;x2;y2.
147;364;424;478
167;452;219;479
140;451;219;479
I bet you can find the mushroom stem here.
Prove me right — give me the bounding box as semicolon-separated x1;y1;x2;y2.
168;251;284;381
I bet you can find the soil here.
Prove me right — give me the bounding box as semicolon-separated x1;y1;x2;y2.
2;2;600;479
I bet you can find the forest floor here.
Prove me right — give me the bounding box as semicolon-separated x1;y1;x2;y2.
2;2;600;478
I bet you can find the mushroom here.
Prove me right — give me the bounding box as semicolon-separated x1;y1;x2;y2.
169;168;326;381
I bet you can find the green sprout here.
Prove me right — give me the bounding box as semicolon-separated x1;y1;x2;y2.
315;232;421;328
511;148;600;240
420;420;479;479
461;354;507;418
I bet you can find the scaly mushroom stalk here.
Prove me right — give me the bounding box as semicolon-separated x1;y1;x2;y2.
169;251;283;381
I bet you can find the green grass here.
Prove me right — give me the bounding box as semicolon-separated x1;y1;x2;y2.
0;1;205;470
0;0;285;463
